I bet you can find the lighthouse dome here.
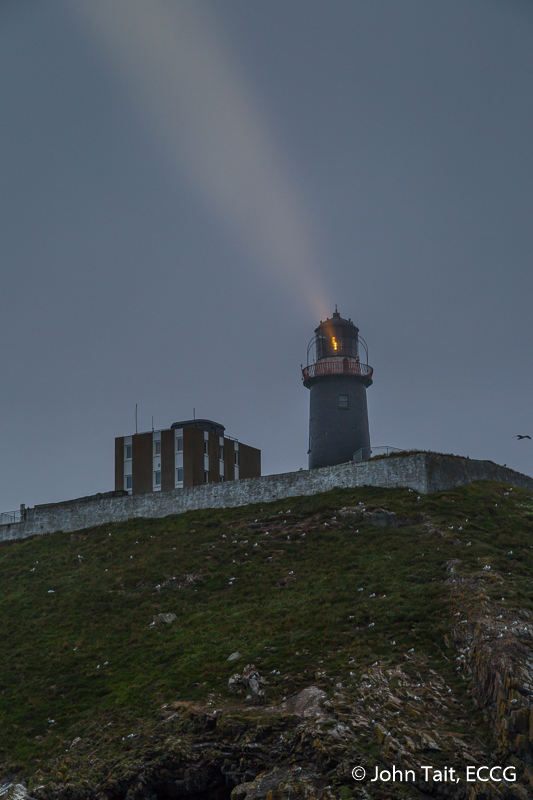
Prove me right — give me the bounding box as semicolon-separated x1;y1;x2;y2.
314;309;359;361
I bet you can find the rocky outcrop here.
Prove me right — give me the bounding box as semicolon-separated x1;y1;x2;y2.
447;563;533;796
228;665;268;705
0;785;36;800
339;505;415;527
231;766;331;800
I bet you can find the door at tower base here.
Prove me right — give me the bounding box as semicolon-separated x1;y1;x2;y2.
302;309;373;470
308;377;370;469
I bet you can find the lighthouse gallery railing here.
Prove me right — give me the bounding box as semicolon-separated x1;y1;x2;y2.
302;359;373;381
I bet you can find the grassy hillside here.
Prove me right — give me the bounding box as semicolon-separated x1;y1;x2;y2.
1;480;533;798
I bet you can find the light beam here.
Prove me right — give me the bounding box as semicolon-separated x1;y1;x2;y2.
74;0;329;317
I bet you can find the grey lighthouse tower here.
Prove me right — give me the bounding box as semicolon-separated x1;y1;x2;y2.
302;309;373;469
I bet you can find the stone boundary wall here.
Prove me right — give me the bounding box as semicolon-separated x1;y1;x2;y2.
424;453;533;494
1;452;532;544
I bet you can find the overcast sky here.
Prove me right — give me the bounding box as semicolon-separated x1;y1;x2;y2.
1;0;532;510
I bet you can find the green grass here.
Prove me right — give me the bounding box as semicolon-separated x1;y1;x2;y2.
1;480;533;785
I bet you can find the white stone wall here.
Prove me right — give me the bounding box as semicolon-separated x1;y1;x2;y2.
1;452;531;544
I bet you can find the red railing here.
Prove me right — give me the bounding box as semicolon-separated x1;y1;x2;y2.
302;358;373;381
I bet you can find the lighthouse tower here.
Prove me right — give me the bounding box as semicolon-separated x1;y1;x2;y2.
302;309;373;469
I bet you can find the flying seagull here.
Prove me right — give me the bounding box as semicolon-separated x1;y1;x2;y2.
513;435;531;440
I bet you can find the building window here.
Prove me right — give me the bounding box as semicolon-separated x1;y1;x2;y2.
219;476;224;482
204;471;209;483
154;440;161;455
176;437;183;452
176;467;183;482
125;475;132;490
204;441;209;455
154;471;161;486
234;451;239;466
219;445;224;459
125;444;132;460
338;394;349;409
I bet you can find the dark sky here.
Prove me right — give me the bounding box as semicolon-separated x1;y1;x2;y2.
1;0;532;511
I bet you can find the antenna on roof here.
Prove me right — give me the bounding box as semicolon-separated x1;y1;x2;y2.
152;415;154;432
193;407;196;421
135;404;138;435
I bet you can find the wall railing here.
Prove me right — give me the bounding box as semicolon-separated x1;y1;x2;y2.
0;510;21;525
354;446;404;463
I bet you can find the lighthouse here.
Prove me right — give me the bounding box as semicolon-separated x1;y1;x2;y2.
302;308;373;469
